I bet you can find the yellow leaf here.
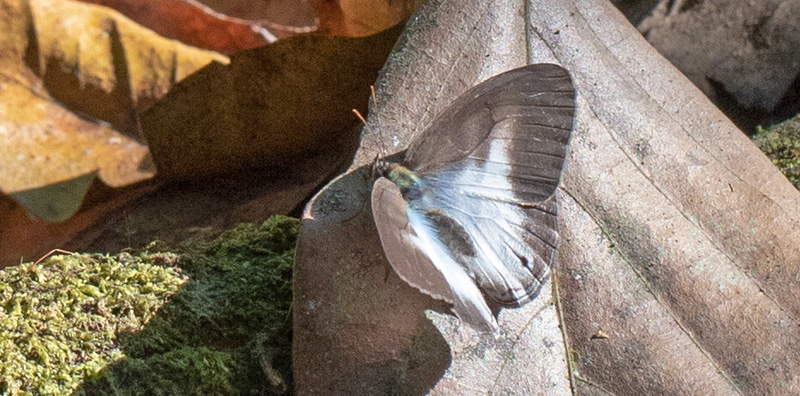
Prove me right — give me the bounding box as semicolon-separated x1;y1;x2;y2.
0;0;229;221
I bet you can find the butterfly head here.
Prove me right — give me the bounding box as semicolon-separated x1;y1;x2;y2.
371;153;388;180
371;154;407;180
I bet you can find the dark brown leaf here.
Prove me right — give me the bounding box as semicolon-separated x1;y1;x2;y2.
140;25;402;181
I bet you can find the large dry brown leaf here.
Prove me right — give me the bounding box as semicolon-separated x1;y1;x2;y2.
547;0;800;393
294;1;569;394
293;0;800;394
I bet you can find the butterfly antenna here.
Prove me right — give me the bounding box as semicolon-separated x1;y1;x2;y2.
352;108;371;133
352;107;378;153
352;108;383;174
354;86;390;176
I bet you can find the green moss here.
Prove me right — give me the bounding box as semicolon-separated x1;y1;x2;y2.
0;252;187;395
77;215;298;395
84;347;237;395
1;215;299;396
753;114;800;189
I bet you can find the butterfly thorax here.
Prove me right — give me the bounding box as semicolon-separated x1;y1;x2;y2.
383;163;425;202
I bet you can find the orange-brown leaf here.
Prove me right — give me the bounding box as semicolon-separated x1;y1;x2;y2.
313;0;418;37
80;0;292;53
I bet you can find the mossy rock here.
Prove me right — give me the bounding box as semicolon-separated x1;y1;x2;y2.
0;252;186;395
753;114;800;189
0;215;299;396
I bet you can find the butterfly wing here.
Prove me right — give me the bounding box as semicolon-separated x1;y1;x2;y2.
406;64;574;179
420;159;560;308
372;177;498;333
408;64;575;307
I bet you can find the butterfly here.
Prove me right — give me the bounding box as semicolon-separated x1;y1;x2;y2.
370;64;576;333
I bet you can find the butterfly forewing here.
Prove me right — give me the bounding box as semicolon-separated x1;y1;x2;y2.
372;64;576;332
405;64;575;177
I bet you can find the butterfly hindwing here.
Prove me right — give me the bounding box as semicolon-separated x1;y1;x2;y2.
421;168;558;307
371;178;498;332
